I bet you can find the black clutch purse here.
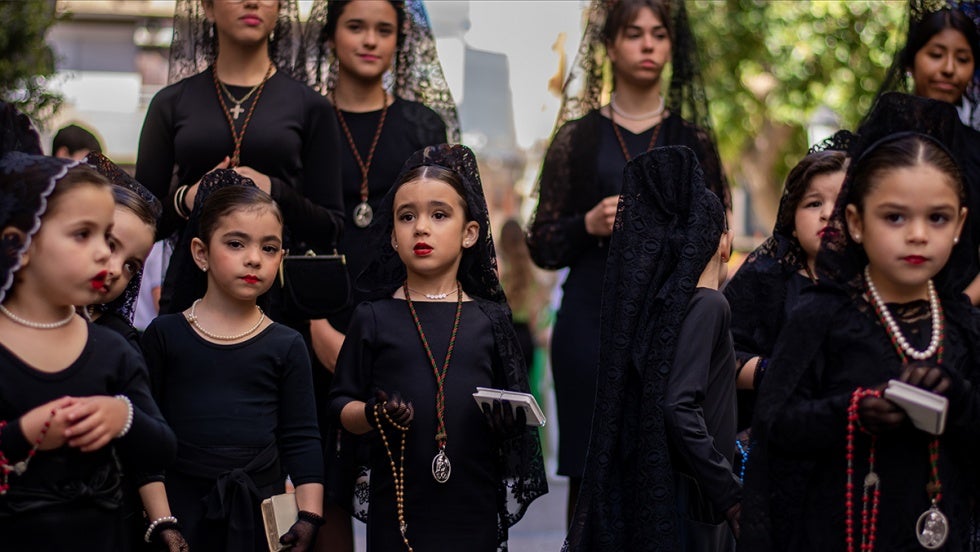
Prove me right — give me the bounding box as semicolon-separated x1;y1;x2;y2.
278;250;352;319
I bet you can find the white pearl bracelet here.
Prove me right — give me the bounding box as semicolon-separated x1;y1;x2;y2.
115;395;134;438
144;515;178;543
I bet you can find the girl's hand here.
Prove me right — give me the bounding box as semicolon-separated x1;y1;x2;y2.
279;516;320;551
858;395;906;434
584;195;620;237
364;390;414;428
62;396;129;452
156;528;189;552
233;166;272;194
481;399;526;437
899;362;952;396
185;156;232;209
20;396;75;451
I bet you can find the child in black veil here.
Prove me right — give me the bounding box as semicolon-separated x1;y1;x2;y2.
564;146;738;551
328;144;546;551
741;92;980;551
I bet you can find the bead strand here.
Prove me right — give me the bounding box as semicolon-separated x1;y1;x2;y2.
864;266;941;361
846;388;881;552
0;408;56;495
374;403;413;552
187;299;265;341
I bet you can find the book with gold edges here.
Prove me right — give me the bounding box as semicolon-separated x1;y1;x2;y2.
261;493;298;551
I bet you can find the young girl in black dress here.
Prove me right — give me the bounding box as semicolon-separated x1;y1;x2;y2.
0;151;176;550
141;179;324;551
83;153;160;350
742;93;980;551
329;144;546;551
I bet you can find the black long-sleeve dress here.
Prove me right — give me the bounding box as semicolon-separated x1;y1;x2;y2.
136;67;344;252
528;110;730;477
742;288;980;551
0;324;177;551
141;314;323;552
329;299;501;551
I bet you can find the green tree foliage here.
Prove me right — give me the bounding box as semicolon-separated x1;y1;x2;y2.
0;0;62;126
689;0;905;233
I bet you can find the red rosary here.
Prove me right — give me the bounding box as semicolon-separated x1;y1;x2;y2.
0;408;56;495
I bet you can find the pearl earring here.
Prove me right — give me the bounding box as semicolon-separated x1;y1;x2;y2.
201;264;208;273
393;243;398;250
954;236;960;244
852;234;861;243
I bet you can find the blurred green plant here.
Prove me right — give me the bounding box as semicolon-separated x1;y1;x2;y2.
689;0;905;234
0;0;62;127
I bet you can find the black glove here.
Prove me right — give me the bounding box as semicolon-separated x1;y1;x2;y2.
155;527;189;552
279;511;323;552
364;389;414;429
481;399;526;437
858;394;907;434
900;361;952;396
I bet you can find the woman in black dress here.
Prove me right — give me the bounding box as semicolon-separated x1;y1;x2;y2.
870;1;980;303
527;0;729;524
329;144;546;551
136;0;344;315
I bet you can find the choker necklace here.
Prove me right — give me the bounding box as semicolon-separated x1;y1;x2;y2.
610;93;665;121
212;63;274;167
187;299;265;341
403;281;462;484
610;105;663;162
407;286;458;301
0;304;75;329
863;266;941;360
333;90;389;228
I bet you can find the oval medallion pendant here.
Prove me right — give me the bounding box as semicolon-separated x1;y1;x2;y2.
916;503;949;550
353;201;373;228
432;449;451;483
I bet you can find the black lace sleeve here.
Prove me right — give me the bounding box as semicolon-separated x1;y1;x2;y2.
527;116;596;270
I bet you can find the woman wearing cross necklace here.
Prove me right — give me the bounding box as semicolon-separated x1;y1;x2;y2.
136;0;345;318
527;0;730;527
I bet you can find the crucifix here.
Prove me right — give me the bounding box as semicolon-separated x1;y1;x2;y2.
229;103;244;120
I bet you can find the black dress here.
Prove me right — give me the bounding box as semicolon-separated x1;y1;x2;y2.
742;289;980;551
530;110;729;477
135;68;344;252
0;324;176;551
329;299;500;551
141;315;322;552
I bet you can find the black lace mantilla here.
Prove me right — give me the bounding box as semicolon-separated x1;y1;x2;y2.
563;146;726;551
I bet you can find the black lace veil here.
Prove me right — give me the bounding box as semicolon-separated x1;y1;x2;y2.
356;144;546;546
563;146;726;551
0;101;42;157
871;0;980;129
553;0;714;133
168;0;310;84
84;152;162;322
306;0;460;141
741;91;967;550
159;169;258;314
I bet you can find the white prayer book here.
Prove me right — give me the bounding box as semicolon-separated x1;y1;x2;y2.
883;379;948;435
472;387;547;427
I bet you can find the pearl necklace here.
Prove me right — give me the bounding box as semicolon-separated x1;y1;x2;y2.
407;287;459;301
610;93;665;121
863;266;941;360
187;299;266;341
0;304;75;329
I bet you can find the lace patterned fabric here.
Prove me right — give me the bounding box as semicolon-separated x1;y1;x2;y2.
168;0;310;84
306;0;460;142
563;146;726;551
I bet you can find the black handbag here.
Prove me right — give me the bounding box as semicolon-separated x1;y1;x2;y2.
278;249;352;319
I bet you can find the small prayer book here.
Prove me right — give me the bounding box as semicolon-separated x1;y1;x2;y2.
884;379;948;435
472;387;547;427
261;493;298;551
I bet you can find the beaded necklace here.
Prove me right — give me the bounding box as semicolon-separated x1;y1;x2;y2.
403;281;462;483
212;63;274;167
374;403;412;550
333;91;389;228
609;106;663;163
849;268;948;551
186;299;266;341
0;304;75;329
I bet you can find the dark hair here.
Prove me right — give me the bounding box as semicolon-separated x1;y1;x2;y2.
322;0;407;50
198;186;283;245
45;165;112;216
776;150;848;232
392;164;472;220
52;124;102;156
847;133;965;211
112;186;158;230
901;8;980;71
602;0;671;43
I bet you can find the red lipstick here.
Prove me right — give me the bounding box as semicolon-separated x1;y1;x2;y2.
817;226;837;239
413;242;433;256
903;256;926;265
242;275;260;284
90;270;108;291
